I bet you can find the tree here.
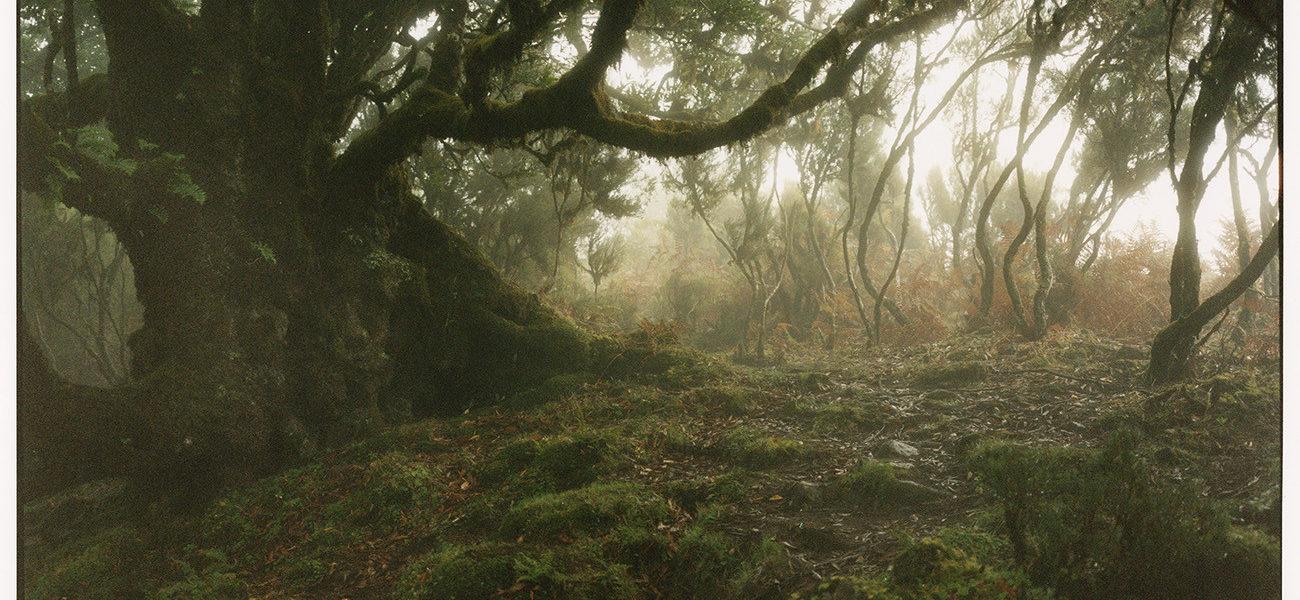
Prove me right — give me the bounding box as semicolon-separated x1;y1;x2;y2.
672;146;789;360
18;0;966;497
1147;2;1274;382
788;107;847;349
972;0;1135;327
579;229;627;297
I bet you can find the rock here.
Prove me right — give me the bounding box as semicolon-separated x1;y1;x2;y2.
887;440;920;458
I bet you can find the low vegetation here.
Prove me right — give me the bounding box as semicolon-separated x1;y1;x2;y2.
21;333;1279;598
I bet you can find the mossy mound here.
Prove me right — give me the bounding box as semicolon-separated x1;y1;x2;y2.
910;361;989;387
825;461;943;509
687;383;755;415
397;480;781;599
665;472;750;513
790;400;883;434
504;372;598;410
23;525;155;600
501;482;673;538
478;431;623;492
716;426;809;467
188;450;443;593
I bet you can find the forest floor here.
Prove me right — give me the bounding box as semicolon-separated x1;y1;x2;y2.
22;331;1281;599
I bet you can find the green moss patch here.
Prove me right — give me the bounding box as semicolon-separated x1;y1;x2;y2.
687;383;755;415
790;400;883;434
505;372;598;410
910;361;989;387
478;431;623;493
665;471;749;513
501;482;673;538
193;451;443;594
716;426;808;467
23;525;154;600
825;461;943;509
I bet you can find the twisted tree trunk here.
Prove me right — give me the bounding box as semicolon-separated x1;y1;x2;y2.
1148;220;1279;384
1166;16;1262;321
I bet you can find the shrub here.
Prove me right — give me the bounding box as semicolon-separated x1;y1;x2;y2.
890;537;1044;599
966;434;1281;599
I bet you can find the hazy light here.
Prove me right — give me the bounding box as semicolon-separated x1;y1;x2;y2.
598;4;1276;265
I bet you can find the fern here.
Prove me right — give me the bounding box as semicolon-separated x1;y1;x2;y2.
169;173;207;205
251;242;277;265
74;122;138;175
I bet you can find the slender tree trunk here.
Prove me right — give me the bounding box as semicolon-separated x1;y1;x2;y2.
1166;17;1262;322
1251;141;1280;296
804;181;838;351
974;65;1085;324
1002;47;1044;336
1024;116;1080;338
1254;143;1279;232
840;111;873;331
1224;110;1256;340
1148;220;1279;383
875;146;914;343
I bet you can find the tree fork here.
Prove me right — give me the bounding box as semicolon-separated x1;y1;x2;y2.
1147;219;1279;384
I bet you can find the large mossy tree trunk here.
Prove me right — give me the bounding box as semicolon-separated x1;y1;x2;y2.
19;0;964;499
22;77;595;499
18;3;592;500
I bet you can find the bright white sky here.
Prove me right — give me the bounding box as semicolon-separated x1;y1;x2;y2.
765;19;1278;251
892;24;1278;248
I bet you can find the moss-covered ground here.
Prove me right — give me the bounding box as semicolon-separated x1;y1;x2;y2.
22;331;1280;598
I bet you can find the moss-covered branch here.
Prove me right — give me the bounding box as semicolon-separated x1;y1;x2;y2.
332;0;966;181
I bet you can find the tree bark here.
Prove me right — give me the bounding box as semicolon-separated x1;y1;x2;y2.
1165;16;1262;321
1148;219;1279;384
1224;110;1256;340
19;14;594;500
1249;140;1279;296
1001;42;1046;336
